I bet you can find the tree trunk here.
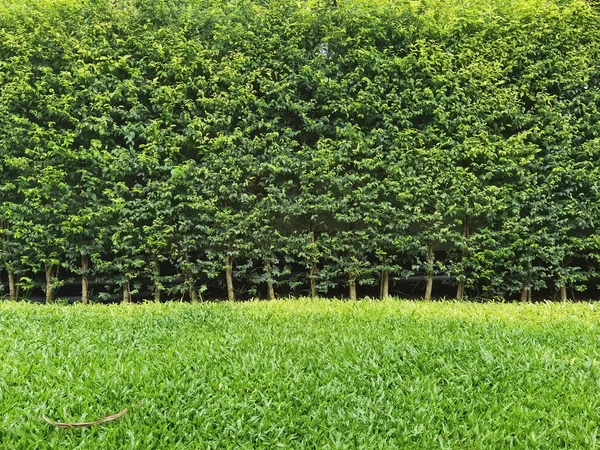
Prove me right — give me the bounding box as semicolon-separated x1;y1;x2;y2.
560;285;568;302
424;240;434;301
380;270;389;299
8;271;18;301
225;255;235;301
151;260;161;302
309;232;318;298
45;263;55;304
349;273;357;301
425;273;433;301
265;260;275;300
122;280;131;304
310;263;318;298
267;280;275;300
188;278;199;303
456;215;469;300
153;269;161;302
81;255;89;304
520;283;529;302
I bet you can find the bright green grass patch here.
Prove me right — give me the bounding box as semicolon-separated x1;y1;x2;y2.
0;300;599;449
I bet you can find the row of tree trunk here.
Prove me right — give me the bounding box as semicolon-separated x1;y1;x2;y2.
5;245;577;303
6;264;573;304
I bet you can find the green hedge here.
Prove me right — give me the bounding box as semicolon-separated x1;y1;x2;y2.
1;0;599;302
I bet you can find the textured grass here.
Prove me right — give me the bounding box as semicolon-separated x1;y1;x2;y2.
0;300;599;449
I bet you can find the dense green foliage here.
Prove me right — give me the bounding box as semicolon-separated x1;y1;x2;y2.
1;0;599;302
0;300;599;448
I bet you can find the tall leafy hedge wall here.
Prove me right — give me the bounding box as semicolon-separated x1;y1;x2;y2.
1;0;599;302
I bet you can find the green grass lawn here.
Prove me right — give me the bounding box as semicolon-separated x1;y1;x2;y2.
0;300;599;449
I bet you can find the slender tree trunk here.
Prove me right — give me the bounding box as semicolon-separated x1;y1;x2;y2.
188;278;199;303
560;285;568;302
456;215;469;300
520;283;529;302
309;263;318;298
151;260;161;302
349;273;357;301
381;270;389;299
81;254;89;304
264;260;275;300
122;280;131;304
225;255;235;301
45;263;56;304
267;280;275;300
8;271;18;301
309;232;318;298
153;277;161;302
424;240;434;301
425;273;433;301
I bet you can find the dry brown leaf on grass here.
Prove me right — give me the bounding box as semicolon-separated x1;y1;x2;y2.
42;408;128;429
